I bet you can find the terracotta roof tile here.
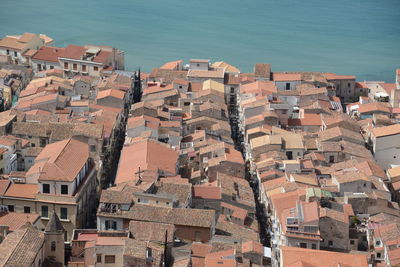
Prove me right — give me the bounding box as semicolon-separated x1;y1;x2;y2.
129;220;175;242
0;223;45;267
96;88;125;100
115;139;178;184
273;73;302;82
281;246;367;267
32;46;65;62
372;124;400;138
0;212;40;231
31;138;89;182
193;185;222;200
4;183;37;199
160;60;183;70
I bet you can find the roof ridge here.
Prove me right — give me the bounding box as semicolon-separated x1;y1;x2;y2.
51;138;72;164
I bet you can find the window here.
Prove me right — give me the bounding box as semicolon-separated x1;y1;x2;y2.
6;50;9;55
300;243;307;248
60;207;68;220
166;202;169;205
311;244;316;249
50;66;54;69
82;65;87;72
376;240;381;246
7;205;14;212
377;253;382;258
94;66;99;71
230;87;235;94
64;62;68;69
348;83;351;87
147;247;153;260
97;254;102;263
24;206;31;213
37;64;42;71
328;241;333;246
41;206;48;218
90;145;96;152
51;241;56;251
105;220;117;230
42;184;50;194
61;185;68;195
14;51;17;57
350;240;355;245
286;83;291;90
73;63;77;71
31;143;35;147
105;255;115;264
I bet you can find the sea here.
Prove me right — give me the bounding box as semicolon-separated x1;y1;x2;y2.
0;0;399;82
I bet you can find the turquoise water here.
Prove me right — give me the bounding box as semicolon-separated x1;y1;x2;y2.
0;0;399;81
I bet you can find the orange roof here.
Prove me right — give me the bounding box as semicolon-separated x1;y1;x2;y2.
204;249;236;267
32;46;65;63
191;243;212;257
372;124;400;138
96;89;125;100
320;207;349;224
388;247;400;266
143;84;174;96
193;185;222;199
30;138;89;182
0;212;40;231
4;183;38;199
242;240;263;254
160;60;183;70
356;82;368;88
288;113;322;126
358;102;391;114
0;180;10;196
281;246;368;267
273;73;302;82
324;73;356;80
221;202;248;220
30;93;58;105
58;45;86;59
115;139;178;184
378;83;396;94
240;80;277;95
